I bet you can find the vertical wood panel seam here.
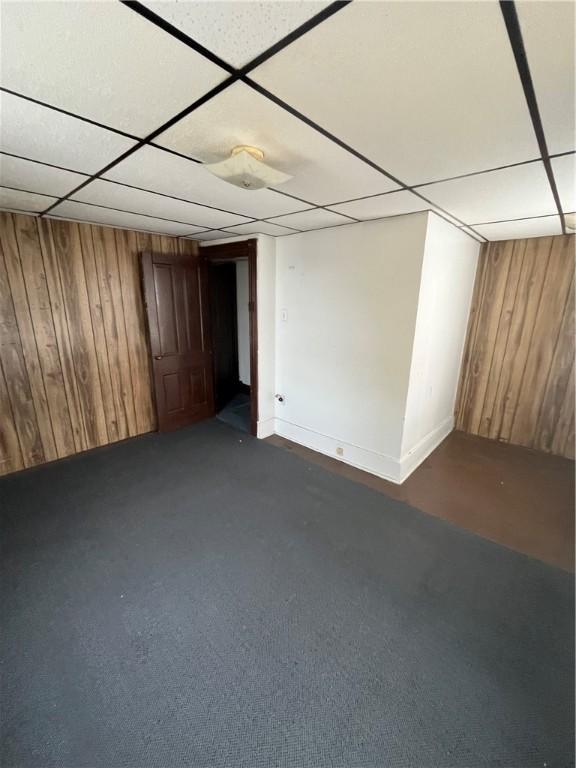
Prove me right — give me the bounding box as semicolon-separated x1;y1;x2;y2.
51;221;90;449
532;271;573;447
0;213;180;474
14;217;60;458
37;219;78;454
0;354;23;473
473;244;513;434
507;237;555;442
486;240;521;438
114;231;139;435
466;243;500;434
2;218;46;464
486;238;527;441
456;234;574;458
479;240;525;438
456;247;489;428
77;225;110;445
89;225;119;441
0;326;26;467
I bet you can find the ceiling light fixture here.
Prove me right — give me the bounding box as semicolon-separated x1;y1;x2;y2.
203;145;292;191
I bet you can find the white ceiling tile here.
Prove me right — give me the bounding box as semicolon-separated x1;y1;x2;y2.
49;201;201;236
474;216;563;241
0;155;87;197
0;1;227;137
104;145;306;219
252;2;540;184
155;82;399;204
0;187;55;213
517;2;575;156
225;221;298;237
329;189;467;230
267;208;350;231
420;162;557;224
328;190;429;221
72;179;251;230
551;154;576;214
0;92;136;174
143;1;332;69
188;230;238;242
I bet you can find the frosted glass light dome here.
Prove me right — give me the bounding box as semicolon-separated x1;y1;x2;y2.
203;146;292;191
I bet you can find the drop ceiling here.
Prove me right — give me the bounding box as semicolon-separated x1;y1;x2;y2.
0;1;574;243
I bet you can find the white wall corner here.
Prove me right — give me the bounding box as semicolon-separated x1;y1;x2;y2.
255;234;276;434
399;212;479;475
257;417;276;439
398;415;454;483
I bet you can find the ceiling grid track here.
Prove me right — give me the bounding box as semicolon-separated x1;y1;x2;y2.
499;0;566;234
0;0;570;241
38;0;354;218
34;0;485;241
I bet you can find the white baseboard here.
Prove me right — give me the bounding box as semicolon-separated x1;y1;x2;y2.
257;417;275;439
272;418;403;483
398;416;454;483
271;416;454;485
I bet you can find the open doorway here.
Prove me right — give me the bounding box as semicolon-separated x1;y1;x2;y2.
204;240;258;436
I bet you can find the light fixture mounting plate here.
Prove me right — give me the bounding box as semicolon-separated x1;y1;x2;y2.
231;145;264;162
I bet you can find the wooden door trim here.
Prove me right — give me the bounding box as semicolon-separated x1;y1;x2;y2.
140;251;161;357
202;239;258;436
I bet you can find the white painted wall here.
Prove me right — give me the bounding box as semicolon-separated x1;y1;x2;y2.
201;234;276;438
274;214;429;480
235;259;250;386
399;214;479;479
202;215;478;483
255;234;277;438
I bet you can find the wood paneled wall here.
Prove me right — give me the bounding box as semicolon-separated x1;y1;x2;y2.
0;211;198;476
456;234;575;459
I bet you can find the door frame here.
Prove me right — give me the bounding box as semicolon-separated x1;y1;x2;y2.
207;260;240;412
202;239;258;436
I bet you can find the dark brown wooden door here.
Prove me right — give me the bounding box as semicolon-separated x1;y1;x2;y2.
141;250;214;431
209;262;240;411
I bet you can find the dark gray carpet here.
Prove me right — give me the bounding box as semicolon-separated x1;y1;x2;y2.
0;419;573;768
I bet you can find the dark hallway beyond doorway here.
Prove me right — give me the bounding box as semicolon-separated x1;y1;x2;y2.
216;391;251;433
208;261;239;412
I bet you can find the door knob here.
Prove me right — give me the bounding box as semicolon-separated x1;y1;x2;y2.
154;355;163;360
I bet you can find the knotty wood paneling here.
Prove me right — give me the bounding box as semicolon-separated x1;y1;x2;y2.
456;234;575;459
0;211;198;476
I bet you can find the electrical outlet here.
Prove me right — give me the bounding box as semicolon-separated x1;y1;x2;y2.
336;447;344;457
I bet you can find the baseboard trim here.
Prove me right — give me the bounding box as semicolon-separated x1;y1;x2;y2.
271;417;454;484
257;417;275;439
398;416;454;483
272;418;403;483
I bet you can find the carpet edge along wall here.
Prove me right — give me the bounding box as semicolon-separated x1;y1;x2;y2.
456;233;575;459
0;211;199;476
